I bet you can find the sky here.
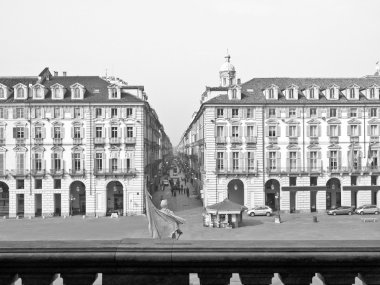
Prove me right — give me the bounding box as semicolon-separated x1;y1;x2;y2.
1;0;380;145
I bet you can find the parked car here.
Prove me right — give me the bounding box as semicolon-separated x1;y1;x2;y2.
247;206;273;217
355;205;380;215
163;180;169;186
327;206;355;216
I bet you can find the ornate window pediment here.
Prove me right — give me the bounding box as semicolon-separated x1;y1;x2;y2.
51;83;65;100
345;84;360;100
286;119;300;125
307;144;321;150
0;83;9;100
347;118;361;125
70;83;85;100
32;83;45;100
0;146;7;152
368;118;380;124
285;84;299;100
32;146;45;153
266;119;279;125
13;83;28;100
71;146;84;152
366;84;380;100
13;146;28;152
306;119;321;125
286;144;300;150
306;84;319;100
51;146;64;152
328;144;341;150
264;84;279;100
108;84;121;100
327;118;341;124
266;145;280;150
33;120;45;126
51;121;64;126
326;84;340;100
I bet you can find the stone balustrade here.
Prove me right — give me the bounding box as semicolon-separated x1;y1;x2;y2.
0;239;379;285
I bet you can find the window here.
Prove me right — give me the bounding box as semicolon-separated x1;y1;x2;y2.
16;108;24;119
310;177;318;186
329;108;337;117
0;108;3;118
329;151;338;170
16;87;24;98
111;158;118;171
126;108;133;118
73;126;81;138
247;152;254;170
232;89;237;99
370;125;378;136
73;153;81;171
54;179;61;189
350;125;358;136
309;151;317;170
223;78;226;86
310;108;317;117
216;126;224;137
330;125;338;137
247;125;254;137
350;88;355;99
0;88;4;98
111;108;118;118
74;88;80;98
53;127;61;139
16;127;25;139
370;88;375;99
53;153;61;171
35;179;42;189
310;88;315;99
34;153;42;171
16;179;24;189
16;153;25;172
35;107;42;118
309;125;317;137
370;150;378;169
268;126;276;137
246;108;254;118
217;152;224;170
371;175;377;185
126;158;131;171
74;107;81;118
330;88;335;99
217;108;224;118
53;88;60;99
289;176;297;186
289;125;297;137
96;108;102;118
35;127;42;139
126;127;133;137
54;107;60;118
351;176;357;186
371;108;377;117
269;152;276;170
111;89;117;98
269;108;276;118
289;152;297;171
96;126;102;138
269;88;274;99
289;108;296;117
350;108;357;117
232;109;239;118
232;152;239;170
35;87;43;98
232;126;239;137
96;153;103;171
111;126;118;138
289;89;294;99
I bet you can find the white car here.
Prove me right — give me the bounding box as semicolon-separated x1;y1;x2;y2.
247;206;273;217
355;205;380;215
163;180;169;186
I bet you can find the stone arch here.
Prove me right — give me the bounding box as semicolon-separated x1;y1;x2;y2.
227;179;244;205
265;179;281;211
0;181;9;217
69;181;86;216
326;177;341;209
106;180;124;216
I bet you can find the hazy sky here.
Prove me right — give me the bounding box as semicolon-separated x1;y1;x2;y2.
1;0;379;145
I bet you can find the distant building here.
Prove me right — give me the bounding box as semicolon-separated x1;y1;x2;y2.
0;68;171;218
177;55;380;213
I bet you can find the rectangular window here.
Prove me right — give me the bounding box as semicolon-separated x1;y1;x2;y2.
126;108;133;118
0;108;3;119
268;126;276;137
351;176;357;186
232;126;239;137
16;108;24;119
370;151;378;168
111;108;118;118
310;88;315;99
54;127;61;139
269;152;276;170
216;126;224;137
289;177;297;186
310;151;317;170
289;89;294;99
289;125;297;137
310;125;317;137
34;153;42;171
35;107;41;118
74;107;81;118
247;108;254;118
310;108;317;117
370;88;375;99
289;108;296;117
289;152;297;171
126;126;133;137
350;88;355;99
310;177;318;186
96;108;102;118
232;109;239;118
329;108;337;117
232;89;237;99
371;108;377;117
54;179;61;189
96;153;103;171
73;127;81;138
35;179;42;189
53;153;61;171
269;109;276;118
350;125;358;136
126;158;131;171
330;151;338;170
330;125;338;137
35;127;42;138
111;158;118;171
16;127;25;139
247;125;254;137
269;88;274;99
217;152;224;170
247;152;254;170
111;126;118;138
16;179;24;189
96;126;102;138
371;125;378;136
54;107;60;118
350;108;357;117
330;88;335;99
74;153;81;171
232;152;239;170
217;108;224;118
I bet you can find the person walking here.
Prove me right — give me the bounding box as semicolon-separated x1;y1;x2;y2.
186;187;189;197
180;184;183;194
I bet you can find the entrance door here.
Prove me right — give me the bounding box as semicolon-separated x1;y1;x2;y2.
372;191;377;205
310;191;317;212
227;179;244;206
326;192;332;210
351;191;357;208
266;193;276;210
35;194;42;217
54;194;61;216
16;194;24;216
290;191;296;213
79;194;86;214
0;184;9;217
336;192;341;207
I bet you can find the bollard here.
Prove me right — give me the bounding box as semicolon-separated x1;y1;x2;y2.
313;216;318;223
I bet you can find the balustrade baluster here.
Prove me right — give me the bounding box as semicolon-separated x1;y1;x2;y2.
198;273;232;285
19;273;58;285
239;272;274;285
103;273;189;285
359;273;380;285
0;274;18;285
278;272;314;285
60;273;98;285
319;272;357;285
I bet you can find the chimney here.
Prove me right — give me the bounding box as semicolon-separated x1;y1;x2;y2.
63;71;67;77
54;71;58;76
237;78;241;85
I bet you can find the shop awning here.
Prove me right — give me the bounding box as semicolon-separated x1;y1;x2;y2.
206;199;247;215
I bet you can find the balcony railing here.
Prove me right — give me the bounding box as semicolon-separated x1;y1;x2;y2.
94;137;105;144
309;137;319;144
9;169;29;177
109;137;121;144
370;136;379;143
329;136;339;144
0;138;5;146
30;169;46;177
230;137;242;144
215;160;258;175
0;240;379;285
50;169;65;177
245;136;257;144
15;138;26;146
33;138;44;145
94;168;137;177
215;136;227;144
73;138;83;145
266;167;323;174
288;137;298;145
53;138;63;145
125;137;136;144
68;169;86;177
327;166;380;174
350;136;359;144
268;137;278;144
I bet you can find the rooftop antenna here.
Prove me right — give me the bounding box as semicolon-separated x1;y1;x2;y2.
225;49;230;62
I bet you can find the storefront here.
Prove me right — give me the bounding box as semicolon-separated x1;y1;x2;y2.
282;186;327;213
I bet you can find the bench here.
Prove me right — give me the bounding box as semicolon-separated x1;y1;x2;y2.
361;217;378;223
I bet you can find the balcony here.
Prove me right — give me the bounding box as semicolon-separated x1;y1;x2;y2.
215;161;258;176
370;136;379;144
94;137;105;145
268;137;278;144
50;169;65;177
125;137;136;145
109;137;121;145
309;137;319;145
266;167;323;175
15;138;26;146
68;169;86;177
230;137;242;144
0;239;379;285
350;136;359;144
73;138;83;145
30;169;46;177
0;138;5;146
288;137;298;145
94;168;137;177
33;138;44;145
245;136;257;144
326;166;380;174
329;136;339;144
215;136;227;144
9;169;29;178
53;138;63;145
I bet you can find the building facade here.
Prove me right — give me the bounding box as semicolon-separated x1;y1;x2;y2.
0;68;171;218
177;55;380;213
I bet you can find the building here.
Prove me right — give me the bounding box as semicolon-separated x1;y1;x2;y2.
0;68;171;218
177;54;380;213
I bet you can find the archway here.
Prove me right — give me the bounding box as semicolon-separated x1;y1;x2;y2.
265;179;281;211
69;181;86;215
106;181;124;216
227;179;244;205
326;178;341;210
0;181;9;217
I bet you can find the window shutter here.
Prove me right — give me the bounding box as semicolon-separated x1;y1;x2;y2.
61;127;65;139
338;108;342;118
121;108;126;118
327;151;330;158
368;125;371;136
296;108;301;118
108;127;111;138
60;108;64;119
71;108;74;119
276;108;281;118
265;108;269;119
81;127;85;139
359;151;363;168
118;127;122;138
81;108;84;119
327;125;331;137
317;108;322;117
297;151;301;169
276;126;281;137
71;153;75;171
358;108;362;118
133;126;137;137
327;108;331;118
306;125;310;137
41;127;46;139
25;127;29;139
31;109;35;119
306;108;310;118
286;109;290;118
4;109;8;119
306;152;310;169
0;153;4;172
347;126;351;136
338;125;341;136
378;108;380;119
358;125;361;136
51;127;54;139
338;151;342;168
51;153;54;171
317;151;322;168
286;126;289;137
276;151;281;170
265;152;269;170
71;127;74;139
265;126;269;137
12;107;16;119
81;152;85;171
286;152;290;171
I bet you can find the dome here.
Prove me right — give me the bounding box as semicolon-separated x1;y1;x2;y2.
219;62;235;72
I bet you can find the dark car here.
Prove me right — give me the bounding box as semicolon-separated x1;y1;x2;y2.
327;206;355;216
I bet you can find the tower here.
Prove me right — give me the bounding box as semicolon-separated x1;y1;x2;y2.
219;52;236;87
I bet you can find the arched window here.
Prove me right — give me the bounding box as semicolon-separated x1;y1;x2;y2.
370;88;375;98
74;88;80;98
310;88;314;99
0;88;4;98
111;88;117;98
350;88;355;99
269;88;274;99
289;89;294;99
232;89;237;99
330;88;335;99
17;87;24;98
54;87;60;98
35;87;42;98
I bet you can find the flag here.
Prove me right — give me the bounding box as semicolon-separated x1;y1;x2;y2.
144;187;185;239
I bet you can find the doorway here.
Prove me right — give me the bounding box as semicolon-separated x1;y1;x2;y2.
16;194;24;217
265;179;280;211
54;194;61;216
326;178;341;209
310;191;317;212
35;194;42;217
0;182;9;217
290;191;296;213
106;181;124;216
351;191;357;208
69;181;86;215
227;179;244;205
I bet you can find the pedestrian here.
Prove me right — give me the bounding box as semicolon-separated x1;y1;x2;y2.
181;185;183;194
171;188;174;197
186;187;189;197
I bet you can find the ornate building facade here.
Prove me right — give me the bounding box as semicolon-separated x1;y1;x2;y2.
0;68;171;218
177;55;380;213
